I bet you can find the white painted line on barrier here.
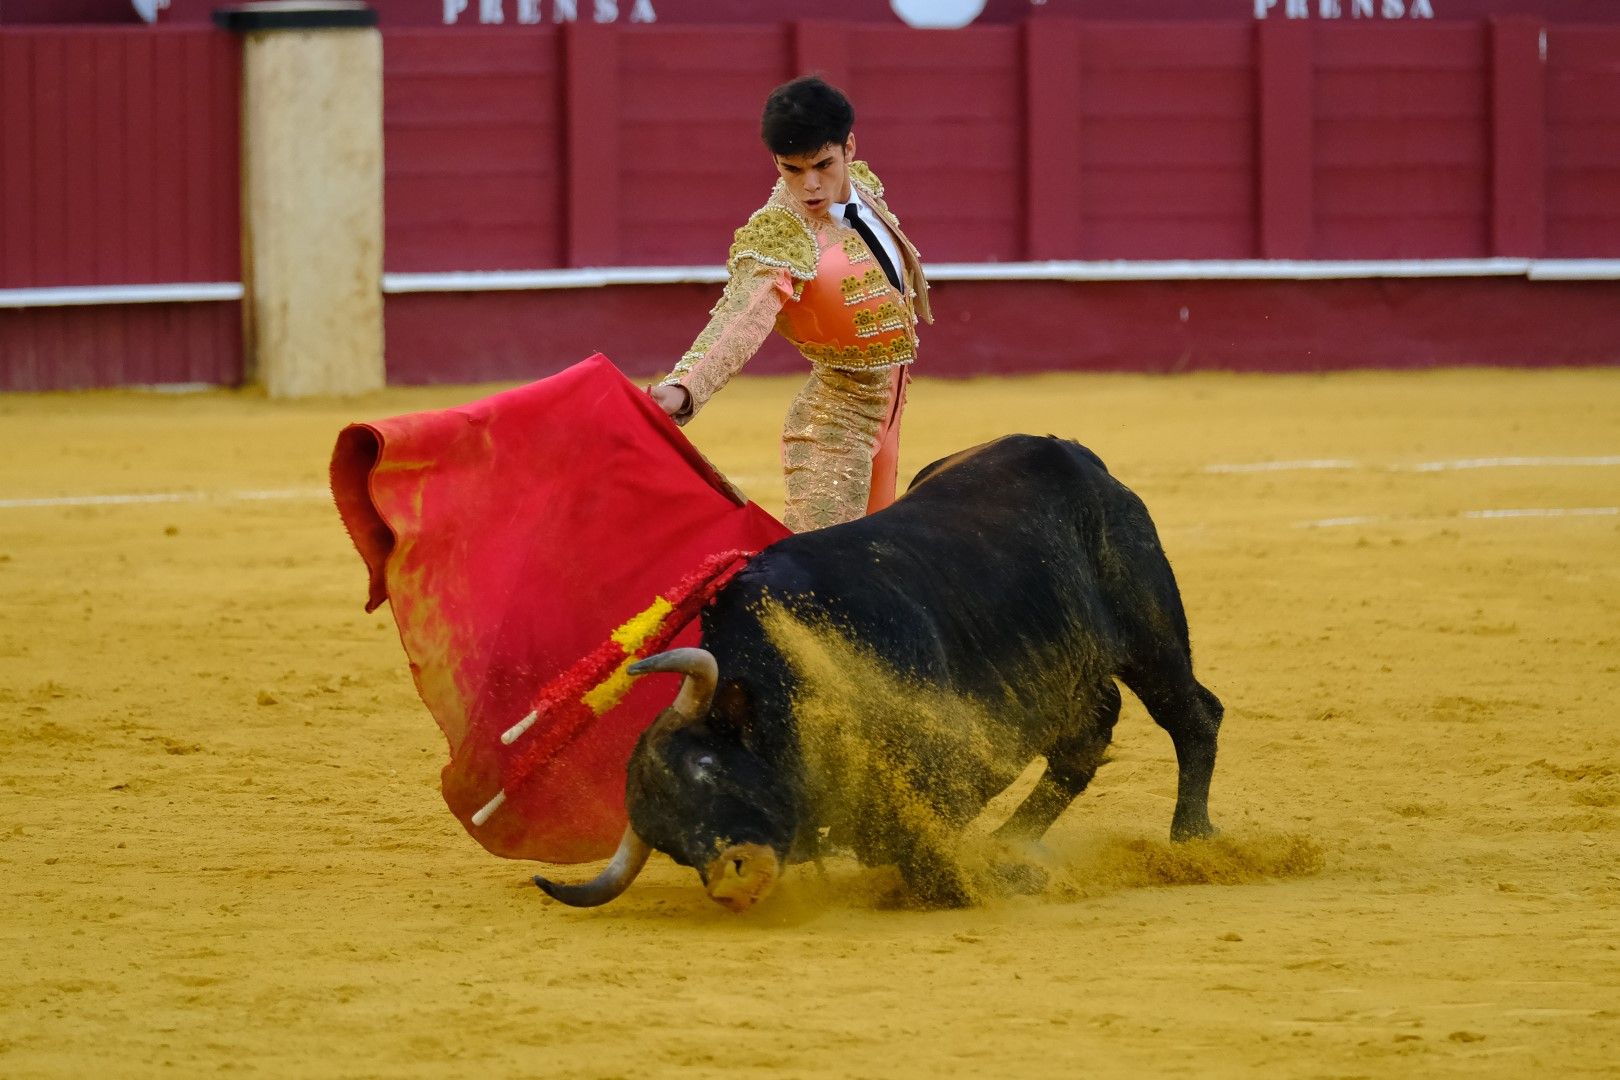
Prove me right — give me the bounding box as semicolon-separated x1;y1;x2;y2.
11;259;1617;309
383;258;1620;292
1299;507;1619;529
1525;260;1620;281
926;259;1538;281
0;487;328;510
0;282;244;308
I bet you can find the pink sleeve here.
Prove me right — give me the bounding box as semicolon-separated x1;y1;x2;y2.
661;259;794;424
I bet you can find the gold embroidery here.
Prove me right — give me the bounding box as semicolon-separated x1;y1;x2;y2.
841;236;872;265
848;303;906;340
797;335;916;371
840;268;890;306
665;262;788;421
848;160;884;198
728;208;818;281
780;366;896;532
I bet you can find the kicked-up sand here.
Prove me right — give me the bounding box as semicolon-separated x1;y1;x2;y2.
1;366;1617;1078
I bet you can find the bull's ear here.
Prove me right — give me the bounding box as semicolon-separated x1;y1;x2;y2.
709;680;756;743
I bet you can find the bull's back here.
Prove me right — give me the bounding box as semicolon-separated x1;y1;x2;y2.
905;434;1109;497
738;436;1132;696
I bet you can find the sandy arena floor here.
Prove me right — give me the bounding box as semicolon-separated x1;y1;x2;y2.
1;367;1617;1078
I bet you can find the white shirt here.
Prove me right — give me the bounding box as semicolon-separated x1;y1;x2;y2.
832;188;905;290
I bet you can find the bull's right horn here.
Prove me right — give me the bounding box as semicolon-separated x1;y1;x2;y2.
533;827;651;907
628;647;718;720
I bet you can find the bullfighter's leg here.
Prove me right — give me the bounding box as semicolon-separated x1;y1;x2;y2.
992;681;1122;842
864;367;909;515
780;368;895;532
1120;664;1222;841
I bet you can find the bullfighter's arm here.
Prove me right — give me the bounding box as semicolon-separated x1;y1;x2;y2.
659;258;793;425
659;206;819;424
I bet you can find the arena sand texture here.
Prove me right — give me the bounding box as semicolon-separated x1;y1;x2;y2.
2;368;1617;1078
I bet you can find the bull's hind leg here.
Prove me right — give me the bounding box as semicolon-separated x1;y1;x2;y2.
1121;664;1222;840
993;681;1121;843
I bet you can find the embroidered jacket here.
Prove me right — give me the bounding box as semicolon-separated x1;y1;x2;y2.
663;161;932;422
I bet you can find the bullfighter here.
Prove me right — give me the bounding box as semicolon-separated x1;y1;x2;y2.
649;74;933;533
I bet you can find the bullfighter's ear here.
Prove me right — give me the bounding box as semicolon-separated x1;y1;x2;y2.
710;680;755;741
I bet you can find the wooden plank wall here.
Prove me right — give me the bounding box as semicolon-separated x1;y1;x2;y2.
1544;26;1620;256
1074;23;1257;259
1314;24;1490;258
383;29;566;272
0;29;238;290
380;20;1620;273
0;27;241;389
3;21;1618;390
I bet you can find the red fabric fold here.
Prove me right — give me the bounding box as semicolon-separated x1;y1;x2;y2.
331;354;789;862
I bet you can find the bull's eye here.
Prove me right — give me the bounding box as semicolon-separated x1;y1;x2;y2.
686;752;717;783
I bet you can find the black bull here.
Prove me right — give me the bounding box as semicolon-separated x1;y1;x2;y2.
535;435;1222;910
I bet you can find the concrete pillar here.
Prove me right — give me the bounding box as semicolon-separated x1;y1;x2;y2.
220;3;384;398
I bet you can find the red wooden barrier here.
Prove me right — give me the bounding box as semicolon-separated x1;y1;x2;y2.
3;20;1619;391
0;27;239;288
1544;26;1620;255
1075;23;1258;259
383;28;565;271
379;20;1620;273
1314;23;1491;258
0;27;241;390
1258;20;1313;257
1491;16;1546;256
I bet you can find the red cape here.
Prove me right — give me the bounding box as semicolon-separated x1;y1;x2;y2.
331;354;789;862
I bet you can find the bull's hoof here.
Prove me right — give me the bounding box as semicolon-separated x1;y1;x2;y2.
901;866;976;909
1170;817;1218;842
987;860;1049;896
910;881;975;909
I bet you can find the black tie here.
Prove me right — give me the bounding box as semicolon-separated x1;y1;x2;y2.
843;203;903;294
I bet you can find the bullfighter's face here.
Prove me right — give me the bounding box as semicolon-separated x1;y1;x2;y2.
624;717;797;913
772;134;856;221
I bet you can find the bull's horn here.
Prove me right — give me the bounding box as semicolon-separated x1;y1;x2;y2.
628;647;718;719
533;827;652;907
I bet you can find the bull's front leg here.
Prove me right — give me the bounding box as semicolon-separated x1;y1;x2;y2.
993;682;1121;844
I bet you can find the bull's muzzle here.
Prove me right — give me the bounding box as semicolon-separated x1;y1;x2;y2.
704;843;781;913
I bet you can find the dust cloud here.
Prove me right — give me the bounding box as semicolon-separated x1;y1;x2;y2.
762;600;1322;907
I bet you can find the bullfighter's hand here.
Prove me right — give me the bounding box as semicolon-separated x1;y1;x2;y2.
649;383;691;418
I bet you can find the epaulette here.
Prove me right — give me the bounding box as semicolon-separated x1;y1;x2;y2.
848;160;884;198
728;208;818;281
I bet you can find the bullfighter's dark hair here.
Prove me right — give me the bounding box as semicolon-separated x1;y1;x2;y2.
760;75;855;158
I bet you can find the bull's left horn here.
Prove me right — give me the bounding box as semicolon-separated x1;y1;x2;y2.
628;647;718;719
532;827;652;908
